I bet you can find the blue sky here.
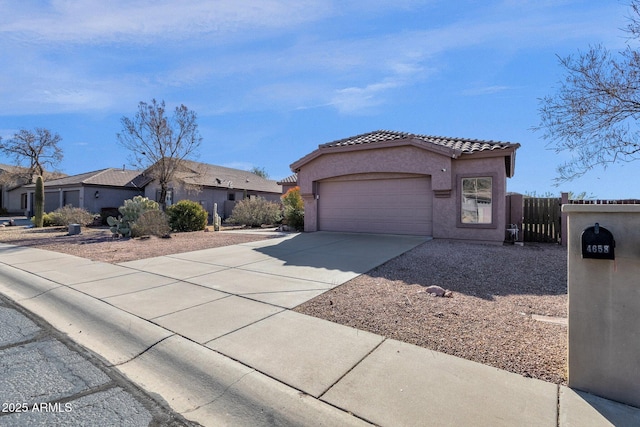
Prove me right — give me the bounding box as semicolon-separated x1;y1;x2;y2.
0;1;635;198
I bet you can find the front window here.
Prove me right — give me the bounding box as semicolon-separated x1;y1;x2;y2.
156;188;173;206
461;177;492;224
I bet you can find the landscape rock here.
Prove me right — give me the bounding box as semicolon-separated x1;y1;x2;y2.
425;285;446;297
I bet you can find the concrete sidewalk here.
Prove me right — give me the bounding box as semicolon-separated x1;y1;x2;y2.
0;232;638;426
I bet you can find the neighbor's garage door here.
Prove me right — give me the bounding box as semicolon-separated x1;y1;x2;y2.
318;176;432;235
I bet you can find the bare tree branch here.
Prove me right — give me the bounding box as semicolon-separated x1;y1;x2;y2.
535;1;640;183
117;99;202;208
0;128;64;181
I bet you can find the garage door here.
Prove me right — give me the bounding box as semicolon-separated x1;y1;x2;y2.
318;176;432;235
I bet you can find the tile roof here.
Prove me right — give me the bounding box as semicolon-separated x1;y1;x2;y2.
277;173;298;184
176;160;282;193
37;168;144;188
319;130;519;153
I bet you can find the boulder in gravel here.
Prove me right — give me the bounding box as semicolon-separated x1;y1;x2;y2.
425;285;446;297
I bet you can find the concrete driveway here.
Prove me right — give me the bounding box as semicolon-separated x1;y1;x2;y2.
117;231;429;310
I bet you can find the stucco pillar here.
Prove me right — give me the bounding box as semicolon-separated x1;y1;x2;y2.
563;204;640;408
301;194;317;232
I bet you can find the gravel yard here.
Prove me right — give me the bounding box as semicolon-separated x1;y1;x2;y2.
0;225;275;263
295;239;568;385
1;224;567;384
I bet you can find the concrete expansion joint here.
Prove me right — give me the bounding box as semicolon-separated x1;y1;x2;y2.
319;338;388;400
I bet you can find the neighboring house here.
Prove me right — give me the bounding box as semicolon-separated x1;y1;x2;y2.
19;168;146;216
0;163;27;213
290;130;520;243
277;173;298;195
142;159;282;219
0;164;67;214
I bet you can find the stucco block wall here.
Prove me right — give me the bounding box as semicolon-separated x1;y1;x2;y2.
564;204;640;408
6;188;26;213
84;187;143;214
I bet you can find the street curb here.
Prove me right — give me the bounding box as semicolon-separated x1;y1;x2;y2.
0;264;370;426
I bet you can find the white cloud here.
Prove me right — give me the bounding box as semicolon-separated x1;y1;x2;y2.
0;0;333;45
461;85;511;96
0;1;627;117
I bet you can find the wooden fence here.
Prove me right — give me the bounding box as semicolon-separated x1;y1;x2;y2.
522;197;562;243
512;196;640;244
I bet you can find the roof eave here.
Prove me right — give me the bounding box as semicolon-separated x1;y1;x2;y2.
291;137;460;171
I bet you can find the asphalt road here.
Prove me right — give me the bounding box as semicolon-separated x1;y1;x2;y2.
0;293;199;427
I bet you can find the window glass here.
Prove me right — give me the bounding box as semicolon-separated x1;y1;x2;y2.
461;177;492;224
155;189;173;206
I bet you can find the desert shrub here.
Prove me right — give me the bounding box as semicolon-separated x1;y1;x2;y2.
281;186;304;231
228;197;282;227
107;196;160;237
131;210;171;237
166;200;208;232
49;205;95;226
0;207;8;216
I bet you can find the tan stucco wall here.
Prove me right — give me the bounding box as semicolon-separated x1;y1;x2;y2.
564;204;640;408
297;145;509;242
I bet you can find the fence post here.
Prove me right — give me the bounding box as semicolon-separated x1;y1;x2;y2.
560;192;569;246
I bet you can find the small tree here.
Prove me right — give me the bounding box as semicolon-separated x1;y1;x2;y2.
117;99;202;209
281;186;304;231
0;127;63;219
249;166;269;179
0;128;63;178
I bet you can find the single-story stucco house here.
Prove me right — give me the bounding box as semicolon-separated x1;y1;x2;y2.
1;164;69;215
0;163;27;213
142;159;282;219
290;130;520;243
18;168;146;217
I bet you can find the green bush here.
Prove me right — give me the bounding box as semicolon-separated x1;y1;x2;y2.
32;212;57;227
131;210;171;237
281;186;304;231
167;200;207;232
228;197;282;227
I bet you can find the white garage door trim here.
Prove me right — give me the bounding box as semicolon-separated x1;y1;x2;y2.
318;175;432;235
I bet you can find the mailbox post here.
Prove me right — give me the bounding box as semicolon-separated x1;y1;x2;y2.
563;204;640;408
